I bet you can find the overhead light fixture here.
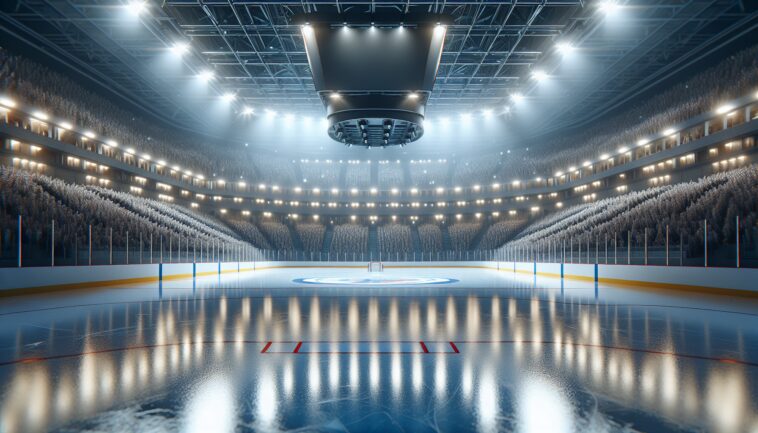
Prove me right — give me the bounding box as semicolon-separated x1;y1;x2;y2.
715;104;734;115
32;111;49;121
0;96;16;108
663;128;676;136
127;0;146;16
511;93;524;103
532;70;548;81
599;1;620;14
171;42;190;55
241;106;254;115
198;70;214;81
556;42;575;54
222;92;236;102
329;92;340;99
265;108;277;117
482;109;493;117
59;121;73;130
408;92;419;99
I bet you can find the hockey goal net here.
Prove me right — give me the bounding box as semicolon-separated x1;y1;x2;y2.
367;261;384;272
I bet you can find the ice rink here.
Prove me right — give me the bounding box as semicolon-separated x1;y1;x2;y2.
1;266;757;433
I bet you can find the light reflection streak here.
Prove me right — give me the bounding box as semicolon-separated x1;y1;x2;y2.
427;299;438;335
477;367;498;433
517;374;573;433
186;375;236;433
309;296;321;337
308;352;321;399
289;297;301;337
369;345;380;394
446;296;457;337
434;354;446;397
391;350;402;397
466;296;480;339
412;353;423;397
349;348;360;392
329;351;340;392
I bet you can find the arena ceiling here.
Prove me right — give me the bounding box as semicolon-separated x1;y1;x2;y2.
1;0;756;140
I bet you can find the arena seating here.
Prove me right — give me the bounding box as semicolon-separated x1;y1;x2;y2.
225;219;272;249
0;166;243;252
259;221;294;250
329;223;368;254
448;223;482;251
378;224;413;254
477;220;527;249
3;43;755;190
418;224;443;252
296;223;326;252
504;166;758;252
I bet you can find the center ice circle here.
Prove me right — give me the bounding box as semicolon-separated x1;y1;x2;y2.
293;277;458;286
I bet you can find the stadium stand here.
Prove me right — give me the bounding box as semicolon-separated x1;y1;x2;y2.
296;223;326;252
504;166;758;254
329;223;368;254
378;224;413;254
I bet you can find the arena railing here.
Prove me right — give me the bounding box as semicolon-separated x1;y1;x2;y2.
2;215;756;268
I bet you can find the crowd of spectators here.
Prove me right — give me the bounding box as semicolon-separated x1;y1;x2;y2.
378;224;413;254
378;163;405;188
503;165;758;253
496;44;758;180
259;221;294;250
0;47;255;182
0;165;245;256
250;158;298;186
418;224;443;252
344;163;372;189
225;219;272;249
7;161;756;259
330;224;368;254
300;162;340;188
448;222;482;250
408;161;448;186
296;223;325;252
477;220;526;250
2;43;756;191
452;156;500;185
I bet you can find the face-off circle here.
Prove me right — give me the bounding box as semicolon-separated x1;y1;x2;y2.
293;277;458;286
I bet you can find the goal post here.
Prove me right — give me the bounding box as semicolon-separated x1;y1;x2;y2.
367;261;384;272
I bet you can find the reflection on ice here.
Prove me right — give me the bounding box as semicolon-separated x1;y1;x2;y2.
0;287;756;433
185;375;236;433
517;374;573;433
